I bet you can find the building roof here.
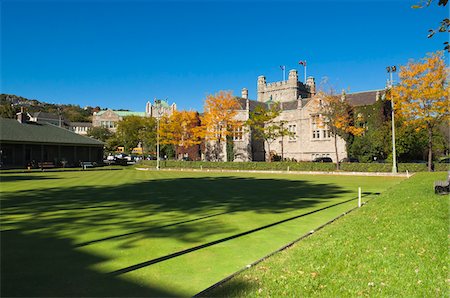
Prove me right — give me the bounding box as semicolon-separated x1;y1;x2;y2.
345;90;384;107
69;122;92;127
0;118;104;146
95;110;147;117
235;97;267;111
31;111;61;120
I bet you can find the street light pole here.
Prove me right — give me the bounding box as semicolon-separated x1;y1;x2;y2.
386;66;397;174
154;99;163;170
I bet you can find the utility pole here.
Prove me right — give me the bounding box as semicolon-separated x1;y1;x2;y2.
386;66;397;174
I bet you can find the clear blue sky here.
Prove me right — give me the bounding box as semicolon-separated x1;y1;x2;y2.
1;0;447;112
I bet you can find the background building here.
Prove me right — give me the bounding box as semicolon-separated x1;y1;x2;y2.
0;115;104;168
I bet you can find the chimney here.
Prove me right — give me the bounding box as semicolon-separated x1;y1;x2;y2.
241;88;248;99
16;107;26;123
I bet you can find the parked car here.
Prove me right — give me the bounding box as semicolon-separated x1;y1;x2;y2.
340;157;359;163
312;157;333;163
409;160;427;163
439;157;450;163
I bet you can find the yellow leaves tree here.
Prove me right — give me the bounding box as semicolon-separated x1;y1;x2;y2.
199;91;241;161
159;110;201;159
391;51;449;171
318;92;365;170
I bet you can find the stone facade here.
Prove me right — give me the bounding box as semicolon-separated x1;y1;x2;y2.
223;71;383;163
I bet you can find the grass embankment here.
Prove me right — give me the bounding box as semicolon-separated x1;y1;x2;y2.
205;172;449;297
140;160;449;173
1;169;402;297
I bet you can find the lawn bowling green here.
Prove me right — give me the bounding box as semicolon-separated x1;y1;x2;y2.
0;168;404;297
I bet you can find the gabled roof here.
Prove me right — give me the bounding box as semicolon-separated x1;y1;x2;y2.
0;118;103;146
31;111;61;120
345;90;384;107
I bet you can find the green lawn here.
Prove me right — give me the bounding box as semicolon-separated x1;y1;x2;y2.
1;168;403;297
205;172;449;297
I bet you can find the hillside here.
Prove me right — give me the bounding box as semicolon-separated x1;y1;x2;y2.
0;94;100;122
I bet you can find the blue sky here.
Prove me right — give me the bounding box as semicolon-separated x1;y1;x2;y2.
1;0;447;112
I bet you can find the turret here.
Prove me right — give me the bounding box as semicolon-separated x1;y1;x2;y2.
288;69;298;83
306;76;316;95
241;88;248;99
145;101;151;115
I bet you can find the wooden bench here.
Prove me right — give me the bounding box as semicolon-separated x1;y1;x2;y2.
37;162;56;169
80;161;95;169
434;172;450;195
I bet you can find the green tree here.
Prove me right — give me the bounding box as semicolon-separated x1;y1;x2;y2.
247;103;291;162
86;126;113;142
0;104;17;119
116;116;151;153
318;93;365;170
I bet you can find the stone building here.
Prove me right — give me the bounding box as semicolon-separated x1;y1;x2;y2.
92;100;176;132
219;70;385;162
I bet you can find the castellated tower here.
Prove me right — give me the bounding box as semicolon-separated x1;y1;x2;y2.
257;69;313;103
306;76;316;95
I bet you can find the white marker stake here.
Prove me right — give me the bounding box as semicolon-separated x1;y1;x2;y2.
358;187;362;208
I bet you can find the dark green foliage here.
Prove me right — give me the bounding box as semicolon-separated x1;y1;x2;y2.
86;126;113;142
0;103;17;118
139;160;449;172
226;135;234;162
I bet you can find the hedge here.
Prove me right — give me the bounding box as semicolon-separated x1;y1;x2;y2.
138;160;449;172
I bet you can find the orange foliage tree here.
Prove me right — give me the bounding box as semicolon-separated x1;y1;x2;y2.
198;91;241;161
159;110;201;159
318;92;365;170
391;51;449;171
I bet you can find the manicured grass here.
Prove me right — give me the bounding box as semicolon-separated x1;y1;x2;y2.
205;172;449;297
1;168;403;297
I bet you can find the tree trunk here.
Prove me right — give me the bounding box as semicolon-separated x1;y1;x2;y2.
334;133;340;170
266;141;271;162
427;127;433;172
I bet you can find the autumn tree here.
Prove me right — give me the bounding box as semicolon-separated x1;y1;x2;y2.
318;92;365;170
159;110;201;159
246;103;291;162
391;51;449;171
199;91;241;161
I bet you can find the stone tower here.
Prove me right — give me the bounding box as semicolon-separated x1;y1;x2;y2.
257;69;313;103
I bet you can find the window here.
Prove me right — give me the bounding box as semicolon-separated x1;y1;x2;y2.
288;124;297;140
101;121;115;129
233;126;243;141
311;114;331;140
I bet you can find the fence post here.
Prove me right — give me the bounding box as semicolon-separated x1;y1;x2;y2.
358;187;362;208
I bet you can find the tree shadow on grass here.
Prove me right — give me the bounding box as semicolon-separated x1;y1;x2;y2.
0;175;63;182
1;230;180;297
1;175;353;296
